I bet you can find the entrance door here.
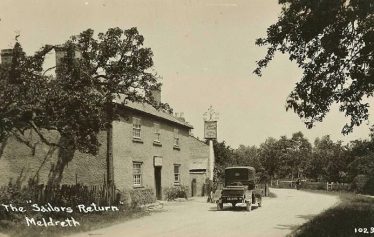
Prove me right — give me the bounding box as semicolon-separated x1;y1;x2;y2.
191;178;197;197
155;167;162;200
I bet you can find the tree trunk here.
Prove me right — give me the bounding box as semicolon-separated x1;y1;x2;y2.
0;136;9;159
106;123;113;186
47;135;75;186
105;100;115;205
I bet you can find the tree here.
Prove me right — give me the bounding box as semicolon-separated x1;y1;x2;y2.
277;132;312;179
0;27;166;185
288;132;312;178
348;129;374;179
212;140;236;181
275;136;293;178
258;137;281;179
235;145;262;171
306;135;350;182
255;0;374;134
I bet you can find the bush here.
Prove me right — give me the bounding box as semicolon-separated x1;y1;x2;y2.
351;175;370;194
363;176;374;195
351;174;374;195
128;188;156;207
301;182;326;190
164;185;189;201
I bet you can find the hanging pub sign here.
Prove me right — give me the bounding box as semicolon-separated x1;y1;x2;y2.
204;121;217;139
154;156;163;167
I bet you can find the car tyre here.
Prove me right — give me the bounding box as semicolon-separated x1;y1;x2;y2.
217;202;223;211
246;202;251;212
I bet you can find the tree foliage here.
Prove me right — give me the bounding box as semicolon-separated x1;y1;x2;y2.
306;135;351;182
258;137;282;178
212;131;372;185
348;132;374;179
212;140;236;181
255;0;374;134
235;145;262;171
0;27;164;154
0;27;168;184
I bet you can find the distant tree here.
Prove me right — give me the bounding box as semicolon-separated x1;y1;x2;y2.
255;0;374;134
289;132;312;178
275;136;293;178
277;132;312;179
258;137;281;179
235;145;262;170
306;135;350;182
348;129;374;180
348;153;374;178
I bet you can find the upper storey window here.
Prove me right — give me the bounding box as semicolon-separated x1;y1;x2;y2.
132;117;141;139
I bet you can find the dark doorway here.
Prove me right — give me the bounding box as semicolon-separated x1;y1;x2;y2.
155;167;162;200
191;178;197;197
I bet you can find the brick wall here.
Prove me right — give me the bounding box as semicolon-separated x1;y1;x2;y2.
112;109;193;199
0;130;107;187
188;136;209;196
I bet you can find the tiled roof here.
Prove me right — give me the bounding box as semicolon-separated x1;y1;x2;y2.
124;101;193;129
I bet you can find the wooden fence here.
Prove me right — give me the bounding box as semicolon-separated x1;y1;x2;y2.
270;179;351;192
0;183;117;205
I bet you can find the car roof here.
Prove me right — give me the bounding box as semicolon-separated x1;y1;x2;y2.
225;166;255;171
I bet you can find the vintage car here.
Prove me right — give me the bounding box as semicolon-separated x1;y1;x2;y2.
216;166;262;211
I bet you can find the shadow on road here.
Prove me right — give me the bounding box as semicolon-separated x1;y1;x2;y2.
269;192;277;198
208;205;260;212
296;214;315;220
274;214;315;232
275;224;299;231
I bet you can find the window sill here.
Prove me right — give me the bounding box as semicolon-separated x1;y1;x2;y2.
173;183;181;186
133;185;144;189
153;141;162;147
173;145;180;151
132;138;144;143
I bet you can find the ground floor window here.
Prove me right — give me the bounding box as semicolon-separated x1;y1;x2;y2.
174;164;181;184
133;162;143;187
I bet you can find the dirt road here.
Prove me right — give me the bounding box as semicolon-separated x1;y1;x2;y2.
69;189;339;237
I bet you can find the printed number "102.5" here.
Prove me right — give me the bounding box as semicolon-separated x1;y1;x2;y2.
354;227;374;234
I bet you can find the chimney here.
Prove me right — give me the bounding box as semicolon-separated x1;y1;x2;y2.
54;46;67;67
151;88;161;105
174;112;186;122
54;45;81;68
1;49;13;65
179;112;185;122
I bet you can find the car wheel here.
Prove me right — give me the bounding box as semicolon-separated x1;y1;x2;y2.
246;202;251;212
217;202;223;211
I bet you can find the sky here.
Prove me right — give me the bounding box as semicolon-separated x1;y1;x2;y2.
1;0;373;148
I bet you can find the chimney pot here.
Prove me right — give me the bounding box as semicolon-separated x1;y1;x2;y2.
1;49;13;65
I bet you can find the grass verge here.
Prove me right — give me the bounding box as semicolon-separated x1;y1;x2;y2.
288;192;374;237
